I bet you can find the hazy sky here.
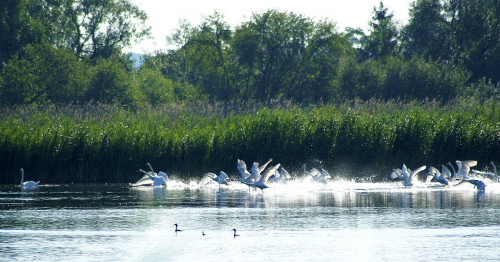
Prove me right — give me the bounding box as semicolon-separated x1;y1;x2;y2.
127;0;414;53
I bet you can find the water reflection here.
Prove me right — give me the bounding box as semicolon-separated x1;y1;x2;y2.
1;182;499;211
1;182;500;261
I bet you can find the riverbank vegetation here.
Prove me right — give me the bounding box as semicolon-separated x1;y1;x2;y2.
1;98;498;184
1;0;499;183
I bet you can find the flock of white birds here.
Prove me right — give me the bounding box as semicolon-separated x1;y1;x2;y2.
390;160;498;191
19;158;496;192
129;158;332;191
128;158;497;192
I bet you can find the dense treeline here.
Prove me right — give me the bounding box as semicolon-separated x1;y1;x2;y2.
1;99;499;184
1;0;500;183
1;0;499;106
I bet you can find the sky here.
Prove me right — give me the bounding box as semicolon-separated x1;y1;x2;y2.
126;0;414;54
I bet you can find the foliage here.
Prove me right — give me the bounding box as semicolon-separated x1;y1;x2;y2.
0;43;89;105
0;99;498;184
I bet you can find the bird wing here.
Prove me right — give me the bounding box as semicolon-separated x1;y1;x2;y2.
152;177;167;186
218;171;230;184
430;166;440;178
130;174;154;186
410;165;427;179
237;159;250;179
424;167;436;183
260;163;281;183
146;163;156;174
390;168;402;180
280;167;291;179
321;168;331;179
251;162;261;181
136;173;153;183
441;165;452;180
158;172;168;180
259;158;273;173
199;175;214;186
462;160;478;168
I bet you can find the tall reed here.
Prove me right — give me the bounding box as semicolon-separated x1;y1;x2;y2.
1;98;498;184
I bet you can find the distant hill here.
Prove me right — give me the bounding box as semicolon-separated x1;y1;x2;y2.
129;53;144;68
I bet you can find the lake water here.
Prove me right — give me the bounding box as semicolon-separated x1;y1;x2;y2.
1;179;500;261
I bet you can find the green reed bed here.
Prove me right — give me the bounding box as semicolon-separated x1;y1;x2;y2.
1;99;499;184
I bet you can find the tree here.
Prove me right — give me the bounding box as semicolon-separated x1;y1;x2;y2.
85;58;137;105
0;0;47;67
403;0;500;83
181;11;235;101
401;0;451;60
233;10;348;102
365;2;399;59
445;0;500;83
0;44;89;105
58;0;150;60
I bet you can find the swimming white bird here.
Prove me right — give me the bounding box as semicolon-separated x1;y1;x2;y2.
20;168;39;189
174;224;182;232
456;179;486;191
400;164;427;186
232;228;240;238
471;162;498;181
251;163;281;191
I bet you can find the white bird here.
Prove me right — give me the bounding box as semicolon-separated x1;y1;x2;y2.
130;169;154;187
455;179;486;191
471;162;498;181
303;167;330;184
425;166;449;186
315;168;331;184
131;163;168;187
237;159;252;181
20;168;39;189
448;160;477;179
240;159;273;186
251;163;281;192
204;171;230;186
146;163;168;181
456;160;477;179
271;167;291;183
400;164;427;186
446;162;457;178
390;168;402;180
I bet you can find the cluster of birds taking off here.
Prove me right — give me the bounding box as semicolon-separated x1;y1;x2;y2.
129;158;496;192
390;160;498;191
19;158;496;192
131;158;332;191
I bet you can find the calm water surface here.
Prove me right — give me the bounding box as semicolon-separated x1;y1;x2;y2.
1;180;500;261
